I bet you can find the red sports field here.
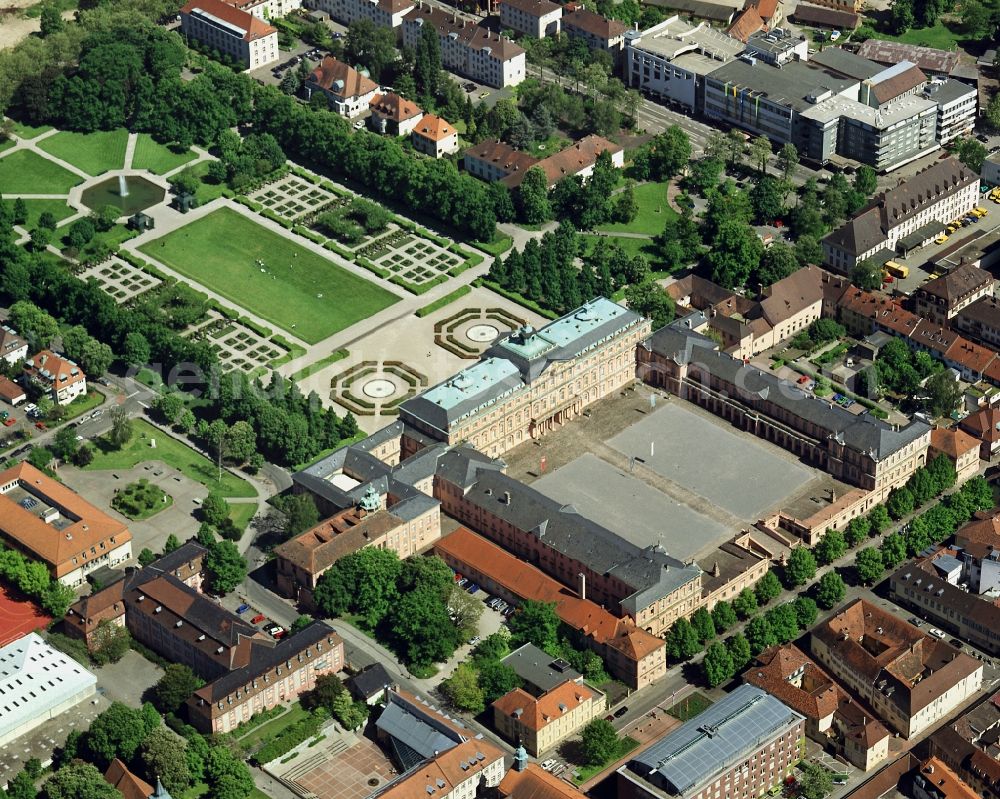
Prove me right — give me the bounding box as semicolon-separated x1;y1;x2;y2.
0;583;52;646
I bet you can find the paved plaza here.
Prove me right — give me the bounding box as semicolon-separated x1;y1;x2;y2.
270;730;399;799
608;404;815;520
76;257;161;303
533;453;729;561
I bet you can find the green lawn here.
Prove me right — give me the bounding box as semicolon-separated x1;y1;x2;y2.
581;233;661;263
595;182;676;236
139;208;399;343
37;129;129;176
573;736;639;785
875;19;964;49
177;160;233;204
0;150;82;193
19;199;75;230
0;139;13;154
10;120;52;139
85;419;256;498
63;390;105;422
131;134;197;175
228;502;257;532
667;691;713;721
528;135;571;157
238;703;310;748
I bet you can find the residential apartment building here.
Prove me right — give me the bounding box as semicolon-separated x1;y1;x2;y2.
493;679;605;755
890;553;1000;656
929;427;981;483
402;5;526;88
463;136;624;189
304;56;379;117
25;350;86;406
959;406;1000;460
562;9;627;60
499;757;587;799
411;113;459;157
434;526;669;689
226;0;302;19
399;298;649;459
930;719;1000;799
369;92;424;135
742;645;891;771
312;0;413;31
0;462;131;587
811;599;983;738
499;0;561;38
926;79;978;145
180;0;278;69
638;326;932;497
823;156;980;271
617;684;806;799
954;295;1000;349
373;738;506;799
914;263;995;324
274;485;442;605
0;325;27;366
914;758;981;799
625;16;746;114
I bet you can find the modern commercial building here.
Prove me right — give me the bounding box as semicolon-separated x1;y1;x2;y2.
617;684;806;799
743;30;809;65
402;5;526;88
274;484;442;605
411;113;459;158
913;263;995;324
742;644;891;771
811;599;983;737
434;526;669;689
399;297;649;459
499;0;561;38
0;632;97;747
625;16;746;113
369;92;424;135
0;461;131;587
25;349;86;406
0;325;27;366
493;679;605;755
823;156;979;271
311;0;413;32
304;56;379;117
638;326;932;498
180;0;278;69
983;153;1000;186
562;8;628;60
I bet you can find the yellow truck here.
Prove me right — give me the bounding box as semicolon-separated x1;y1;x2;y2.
885;261;909;279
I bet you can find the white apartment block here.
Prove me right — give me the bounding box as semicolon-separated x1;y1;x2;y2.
926;79;977;145
311;0;413;31
228;0;302;19
402;5;526;88
499;0;561;38
180;0;279;69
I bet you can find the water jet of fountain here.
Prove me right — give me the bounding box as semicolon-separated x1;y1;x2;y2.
118;175;129;198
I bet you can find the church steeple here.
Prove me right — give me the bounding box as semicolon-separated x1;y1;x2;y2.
151;777;172;799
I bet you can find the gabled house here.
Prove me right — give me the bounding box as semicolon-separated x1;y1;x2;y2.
369;92;424;135
25;350;86;405
0;325;27;366
304;57;379;117
412;114;459;158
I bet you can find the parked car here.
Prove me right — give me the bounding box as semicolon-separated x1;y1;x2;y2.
265;623;285;639
236;603;250;614
468;635;481;646
949;638;964;649
457;578;468;587
466;582;480;593
3;418;15;427
929;628;946;639
34;421;46;431
614;706;629;718
540;760;557;772
908;617;922;627
251;613;266;624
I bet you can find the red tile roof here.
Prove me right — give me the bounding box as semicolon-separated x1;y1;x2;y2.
181;0;276;40
493;680;599;732
0;375;25;402
960;406;1000;444
498;763;586;798
562;8;627;40
727;6;766;42
308;56;378;99
930;427;981;460
370;92;424;123
749;0;778;22
104;760;153;799
25;349;85;391
414;113;457;142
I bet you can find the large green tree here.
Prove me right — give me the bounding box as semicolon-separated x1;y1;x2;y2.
140;728;191;795
815;570;846;609
580;718;620;766
152;663;204;715
204;541;247;595
702;641;735;687
43;763;121;799
508;599;560;651
85;702;157;767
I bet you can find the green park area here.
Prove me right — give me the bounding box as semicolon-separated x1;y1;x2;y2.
86;418;256;498
131;134;197;175
9;120;52;139
139;207;399;343
38;128;129;176
0;150;82;193
875;19;964;49
111;479;173;520
595;182;676;237
18;199;75;230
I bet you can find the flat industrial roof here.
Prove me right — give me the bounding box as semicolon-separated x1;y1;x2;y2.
800;92;937;127
707;59;857;113
631;15;746;62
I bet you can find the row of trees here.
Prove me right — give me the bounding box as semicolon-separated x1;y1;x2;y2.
313;549;481;668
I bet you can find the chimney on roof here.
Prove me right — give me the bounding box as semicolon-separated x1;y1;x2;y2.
578;572;586;601
503;491;511;504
